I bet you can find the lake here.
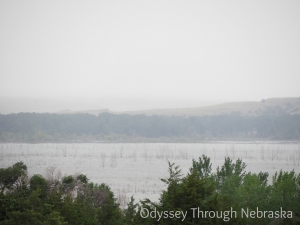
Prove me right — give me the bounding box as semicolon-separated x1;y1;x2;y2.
1;142;299;207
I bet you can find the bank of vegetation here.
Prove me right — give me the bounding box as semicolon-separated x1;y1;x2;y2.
1;156;300;224
0;113;300;142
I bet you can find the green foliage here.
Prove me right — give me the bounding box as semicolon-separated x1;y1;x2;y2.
0;162;124;225
216;157;246;190
30;174;48;198
143;157;300;224
77;174;88;184
157;162;222;224
1;158;300;225
1;189;67;225
123;196;139;225
161;161;182;185
190;155;212;178
233;173;271;224
269;170;300;212
0;161;27;193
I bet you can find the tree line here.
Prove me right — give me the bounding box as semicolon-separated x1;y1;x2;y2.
1;157;299;224
0;112;300;142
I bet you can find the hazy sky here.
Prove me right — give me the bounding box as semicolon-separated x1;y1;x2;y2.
1;0;300;111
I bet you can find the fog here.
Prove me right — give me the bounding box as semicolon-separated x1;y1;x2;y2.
0;96;226;114
1;0;300;113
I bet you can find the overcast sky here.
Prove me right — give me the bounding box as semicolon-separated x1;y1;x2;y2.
0;0;300;111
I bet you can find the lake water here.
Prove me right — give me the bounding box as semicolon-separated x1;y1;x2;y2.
1;142;300;207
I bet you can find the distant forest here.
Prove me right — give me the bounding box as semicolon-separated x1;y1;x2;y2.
0;112;300;142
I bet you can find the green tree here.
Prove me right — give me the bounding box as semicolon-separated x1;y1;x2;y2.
0;161;27;193
269;170;300;212
190;155;212;178
30;174;48;198
123;196;139;225
157;162;223;224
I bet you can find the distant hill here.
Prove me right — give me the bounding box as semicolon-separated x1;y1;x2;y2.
59;98;300;117
57;108;111;115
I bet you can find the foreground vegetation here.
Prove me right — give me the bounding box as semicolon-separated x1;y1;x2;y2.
0;113;300;142
1;156;300;224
